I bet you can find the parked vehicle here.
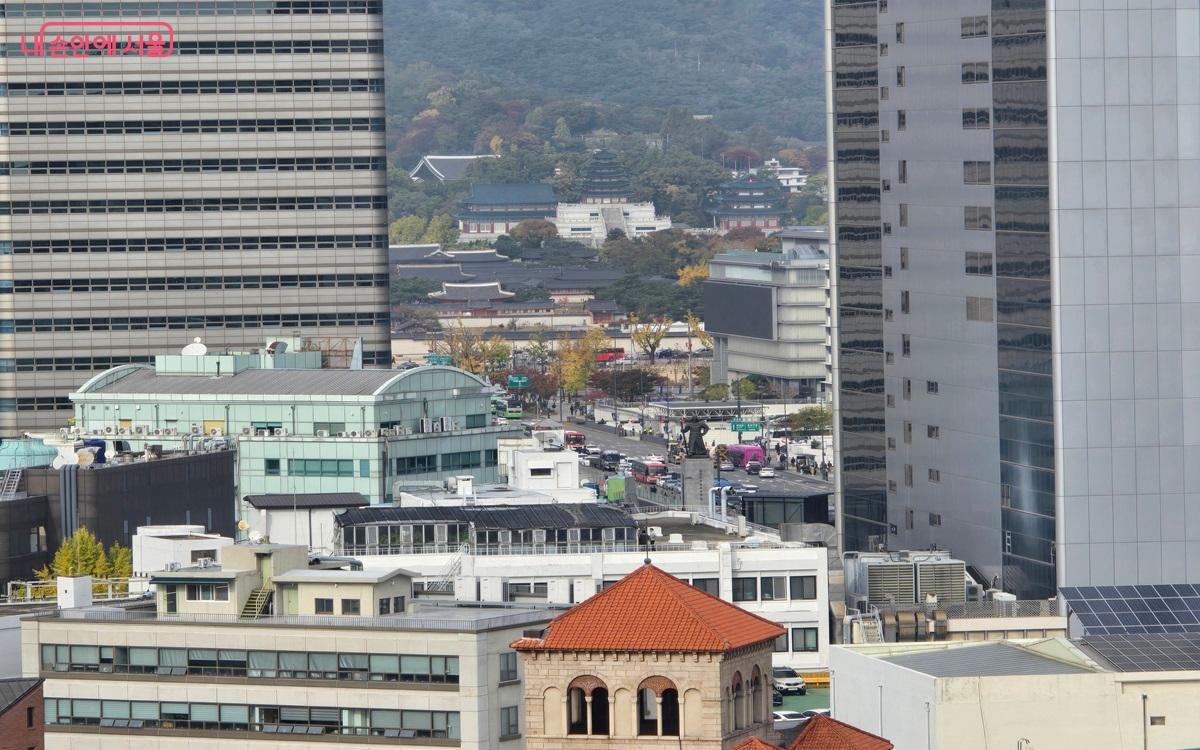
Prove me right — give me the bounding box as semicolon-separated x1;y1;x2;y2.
585;444;601;455
772;667;807;695
772;689;784;707
773;711;807;731
718;460;735;472
758;466;776;478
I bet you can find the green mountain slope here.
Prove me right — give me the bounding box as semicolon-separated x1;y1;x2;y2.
382;0;826;142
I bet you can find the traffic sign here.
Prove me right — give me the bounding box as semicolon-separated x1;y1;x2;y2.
507;374;530;388
425;354;452;366
730;421;761;432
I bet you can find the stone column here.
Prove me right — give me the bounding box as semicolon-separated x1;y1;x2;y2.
608;696;616;737
561;696;569;737
585;695;593;736
655;696;663;736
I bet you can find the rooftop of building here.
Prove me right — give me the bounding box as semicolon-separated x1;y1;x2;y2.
790;715;894;750
409;154;497;182
0;678;41;714
74;363;490;399
34;600;561;633
271;567;415;585
512;563;784;653
711;247;828;266
337;503;637;530
778;225;830;241
387;243;448;263
428;281;516;302
244;492;369;510
864;640;1097;678
466;183;558;206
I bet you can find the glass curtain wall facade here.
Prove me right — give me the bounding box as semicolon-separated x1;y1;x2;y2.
0;0;390;435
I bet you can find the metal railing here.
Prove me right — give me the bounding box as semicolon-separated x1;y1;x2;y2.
4;577;152;604
875;599;1061;619
34;606;555;633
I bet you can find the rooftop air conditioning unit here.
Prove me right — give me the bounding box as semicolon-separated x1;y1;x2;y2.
241;427;252;435
134;426;145;435
431;421;443;433
349;431;360;437
364;430;376;438
104;426;114;434
118;427;128;435
190;426;201;434
273;428;286;436
196;557;214;568
164;562;181;572
337;431;348;438
316;430;330;438
209;428;223;436
257;429;270;436
419;418;432;434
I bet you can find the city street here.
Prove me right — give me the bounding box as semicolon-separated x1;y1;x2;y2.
563;422;835;497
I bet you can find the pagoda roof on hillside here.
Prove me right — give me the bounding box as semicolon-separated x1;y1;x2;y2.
579;148;632;201
511;563;784;653
409;154;498;182
428;282;515;302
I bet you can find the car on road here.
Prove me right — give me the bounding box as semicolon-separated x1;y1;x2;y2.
712;478;733;488
772;689;784;707
772;667;807;695
745;460;763;475
492;416;508;425
758;466;776;478
730;483;759;494
584;444;601;455
718;460;735;472
772;711;807;731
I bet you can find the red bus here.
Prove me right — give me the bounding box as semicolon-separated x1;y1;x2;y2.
595;347;625;363
726;444;766;468
630;458;667;484
565;431;586;450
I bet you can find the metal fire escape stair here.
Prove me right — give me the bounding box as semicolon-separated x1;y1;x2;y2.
240;587;273;620
425;545;468;593
0;469;22;501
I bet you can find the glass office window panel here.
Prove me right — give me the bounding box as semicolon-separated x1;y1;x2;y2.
279;651;307;673
159;648;186;667
992;33;1047;81
71;645;99;665
102;701;130;719
991;0;1046;36
835;90;880;130
372;709;401;729
191;704;219;722
834;47;879;88
45;698;57;723
74;700;101;718
833;3;878;47
221;705;250;723
993;82;1048;129
996;278;1051;327
309;653;337;676
993;129;1049;185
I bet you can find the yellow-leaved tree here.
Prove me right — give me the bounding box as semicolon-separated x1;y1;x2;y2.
629;314;671;363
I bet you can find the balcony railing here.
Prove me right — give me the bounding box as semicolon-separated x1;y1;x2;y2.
339;540;807;558
875;599;1061;619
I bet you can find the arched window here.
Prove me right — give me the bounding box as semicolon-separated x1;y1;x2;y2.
637;676;679;737
732;671;745;730
567;676;608;736
750;666;763;724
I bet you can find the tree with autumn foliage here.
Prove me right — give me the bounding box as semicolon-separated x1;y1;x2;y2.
550;328;609;396
36;528;132;581
629;314;671;363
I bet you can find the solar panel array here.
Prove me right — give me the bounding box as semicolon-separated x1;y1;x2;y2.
1060;584;1200;635
1081;633;1200;672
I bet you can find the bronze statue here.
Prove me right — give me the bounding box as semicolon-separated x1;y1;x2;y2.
680;417;710;458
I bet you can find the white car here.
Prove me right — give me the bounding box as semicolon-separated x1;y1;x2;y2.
773;711;807;731
758;466;776;478
585;444;602;455
773;667;807;695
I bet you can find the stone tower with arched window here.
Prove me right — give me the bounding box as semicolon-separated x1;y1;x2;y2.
512;563;784;749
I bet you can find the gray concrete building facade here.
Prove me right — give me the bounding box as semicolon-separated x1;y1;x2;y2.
0;0;391;436
827;0;1200;597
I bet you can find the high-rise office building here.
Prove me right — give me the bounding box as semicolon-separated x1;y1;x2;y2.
0;0;391;436
827;0;1200;597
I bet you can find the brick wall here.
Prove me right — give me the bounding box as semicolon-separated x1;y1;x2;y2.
0;681;43;750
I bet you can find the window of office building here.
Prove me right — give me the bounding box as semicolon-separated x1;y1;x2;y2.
966;296;995;321
315;599;334;614
185;584;229;601
789;576;817;600
501;706;520;739
760;576;789;601
963;161;992;185
930;513;943;527
341;599;361;616
927;381;939;394
965;251;994;275
927;425;940;439
964;206;993;230
791;628;819;653
691;578;719;596
732;578;758;602
904;464;913;487
962;108;991;129
961;62;990;83
395;455;437;476
928;468;941;483
961;15;989;37
500;652;519;682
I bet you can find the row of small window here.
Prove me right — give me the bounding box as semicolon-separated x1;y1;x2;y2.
0;195;386;215
0;354;151;372
1;311;389;333
6;233;387;254
393;449;498;475
891;61;988;89
897;509;943;530
3;116;384;136
1;156;383;176
772;627;820;654
2;39;382;56
890;465;942;489
888;160;991;188
270;458;368;478
41;644;459;684
5;273;386;293
0;396;72;412
1;78;384;96
43;700;458;739
728;575;818;603
1;1;383;17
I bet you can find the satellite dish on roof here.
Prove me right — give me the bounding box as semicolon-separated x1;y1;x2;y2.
181;337;208;356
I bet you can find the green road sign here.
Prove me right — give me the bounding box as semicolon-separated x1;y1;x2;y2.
730;420;761;432
426;354;452;366
507;374;530;388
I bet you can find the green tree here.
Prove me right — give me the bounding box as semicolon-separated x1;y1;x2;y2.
390;277;440;305
389;215;429;244
421;213;460;245
731;377;758;401
788;405;833;437
553;116;572;144
509;219;561;246
524;330;553;372
701;383;729;401
588;367;664;401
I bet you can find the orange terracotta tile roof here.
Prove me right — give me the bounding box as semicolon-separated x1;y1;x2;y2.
510;563;784;653
733;737;785;750
788;715;893;750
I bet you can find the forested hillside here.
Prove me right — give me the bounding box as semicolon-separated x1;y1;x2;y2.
382;0;826;162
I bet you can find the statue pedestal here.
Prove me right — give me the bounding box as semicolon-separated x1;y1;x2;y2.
681;457;714;513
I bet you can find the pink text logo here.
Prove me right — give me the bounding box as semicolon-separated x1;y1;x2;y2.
20;21;175;58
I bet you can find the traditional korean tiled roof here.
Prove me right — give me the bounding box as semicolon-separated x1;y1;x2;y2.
512;563;784;653
788;715;894;750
